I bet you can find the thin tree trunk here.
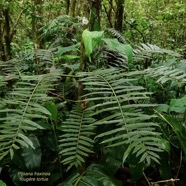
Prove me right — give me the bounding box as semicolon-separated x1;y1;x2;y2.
89;0;101;31
103;0;114;28
32;0;44;49
3;8;11;60
0;10;5;61
115;0;125;32
66;0;70;15
69;0;77;17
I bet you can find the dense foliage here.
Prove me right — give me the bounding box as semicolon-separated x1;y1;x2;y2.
0;0;185;186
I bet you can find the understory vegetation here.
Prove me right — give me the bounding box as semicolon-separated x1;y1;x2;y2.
0;1;186;186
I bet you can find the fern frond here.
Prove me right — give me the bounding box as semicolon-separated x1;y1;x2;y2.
93;48;128;70
0;70;61;160
34;49;54;72
0;59;27;75
0;75;8;89
145;65;186;85
133;43;181;61
59;103;95;171
105;28;126;44
78;68;163;164
35;49;54;64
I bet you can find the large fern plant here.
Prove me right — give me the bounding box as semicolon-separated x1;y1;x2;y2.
0;61;61;160
59;68;164;170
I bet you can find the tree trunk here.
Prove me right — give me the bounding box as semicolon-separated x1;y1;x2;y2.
114;0;125;32
32;0;44;49
89;0;101;31
103;0;114;28
0;3;12;61
66;0;70;15
69;0;77;17
3;8;11;60
0;10;5;61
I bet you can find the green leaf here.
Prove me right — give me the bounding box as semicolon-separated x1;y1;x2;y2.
12;144;20;150
9;148;14;159
48;172;62;186
104;147;124;175
170;96;186;107
128;153;146;181
83;164;122;186
21;135;41;170
169;106;185;113
57;173;79;186
159;114;182;133
157;112;186;156
0;180;6;186
57;44;80;56
44;132;57;151
44;101;58;121
59;164;122;186
82;29;104;61
56;55;80;61
9;167;24;186
18;133;34;149
36;120;52;129
160;138;170;153
12;150;27;170
102;38;133;63
156;104;169;113
159;152;171;179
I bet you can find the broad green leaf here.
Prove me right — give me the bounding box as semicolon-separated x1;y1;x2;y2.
48;172;62;186
12;150;27;170
128;153;146;181
44;101;58;121
21;135;41;170
104;146;124;175
57;55;80;60
157;112;186;156
60;164;121;186
36;120;52;129
82;29;104;61
0;180;6;186
169;106;185;113
83;164;122;186
159;138;170;153
102;38;133;63
168;95;186;113
9;167;24;186
57;44;80;56
44;132;57;151
57;173;80;186
159;152;171;179
156;104;169;113
158;113;182;132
